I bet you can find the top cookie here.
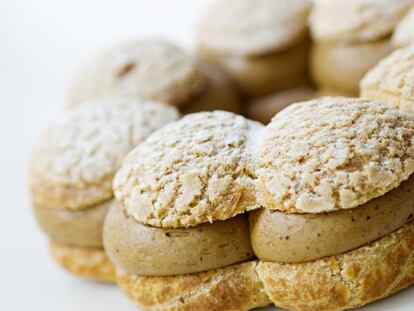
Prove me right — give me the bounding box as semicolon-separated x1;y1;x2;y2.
360;44;414;113
393;6;414;47
197;0;312;56
257;97;414;213
30;98;180;210
65;39;205;108
309;0;414;44
113;111;264;228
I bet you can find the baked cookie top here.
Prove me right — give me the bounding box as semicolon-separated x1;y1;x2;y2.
309;0;414;44
30;98;180;210
257;97;414;213
197;0;312;56
113;111;264;228
65;39;205;108
360;44;414;112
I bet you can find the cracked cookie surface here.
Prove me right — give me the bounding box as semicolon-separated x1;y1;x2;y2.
361;44;414;113
30;98;179;210
114;111;264;228
257;97;414;213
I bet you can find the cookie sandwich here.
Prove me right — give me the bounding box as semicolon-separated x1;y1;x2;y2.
250;97;414;310
104;111;271;310
197;0;312;99
361;44;414;113
65;39;240;114
30;98;179;281
309;0;413;96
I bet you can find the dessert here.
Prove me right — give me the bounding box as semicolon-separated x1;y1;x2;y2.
30;97;179;281
104;111;271;309
309;0;413;95
251;97;414;310
197;0;312;98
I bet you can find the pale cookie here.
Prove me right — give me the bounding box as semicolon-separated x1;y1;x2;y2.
116;261;271;311
65;39;205;108
393;6;414;48
50;242;115;282
30;98;179;210
113;111;264;228
197;0;312;56
361;44;414;112
310;0;414;44
258;97;414;213
257;221;414;311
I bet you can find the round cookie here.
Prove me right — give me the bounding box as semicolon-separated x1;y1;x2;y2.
113;111;264;228
182;61;241;114
197;0;312;56
250;173;414;263
256;221;414;311
311;39;392;95
360;44;414;112
104;202;254;276
245;85;315;124
30;97;180;210
65;39;205;108
309;0;414;44
393;6;414;48
116;261;271;311
257;97;414;213
50;242;116;282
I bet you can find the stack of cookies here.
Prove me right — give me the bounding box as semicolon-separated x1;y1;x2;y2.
196;0;315;123
29;1;414;311
30;98;179;281
100;99;414;311
310;0;413;97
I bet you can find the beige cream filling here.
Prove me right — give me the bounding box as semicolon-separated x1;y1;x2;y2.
103;203;254;276
250;174;414;263
311;37;392;95
33;199;112;248
199;39;309;98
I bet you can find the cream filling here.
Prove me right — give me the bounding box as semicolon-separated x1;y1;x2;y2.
250;174;414;263
33;199;112;248
103;203;254;276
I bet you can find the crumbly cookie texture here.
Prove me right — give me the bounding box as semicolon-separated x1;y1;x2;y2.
197;0;312;56
361;45;414;113
310;0;414;44
393;7;414;48
257;221;414;311
65;39;205;108
116;261;271;311
258;97;414;213
114;111;264;228
50;242;115;282
30;98;179;210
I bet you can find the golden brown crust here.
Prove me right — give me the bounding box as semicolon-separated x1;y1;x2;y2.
256;222;414;311
116;261;271;311
50;241;115;283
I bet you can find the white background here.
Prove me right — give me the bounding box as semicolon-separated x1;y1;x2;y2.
1;0;414;310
